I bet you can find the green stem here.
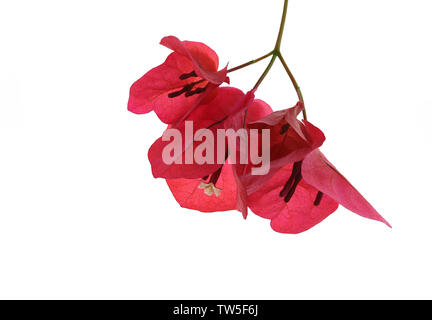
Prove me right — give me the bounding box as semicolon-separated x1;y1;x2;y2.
231;0;308;120
278;53;307;120
275;0;289;51
253;54;277;90
227;51;274;73
252;0;289;90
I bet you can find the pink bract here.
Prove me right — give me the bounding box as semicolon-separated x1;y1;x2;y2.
128;36;228;125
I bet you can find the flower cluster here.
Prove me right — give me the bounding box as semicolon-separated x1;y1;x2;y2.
128;34;391;234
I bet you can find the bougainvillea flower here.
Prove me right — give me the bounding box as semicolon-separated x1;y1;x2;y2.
166;161;238;213
148;87;245;180
242;102;326;195
222;90;273;218
128;36;228;125
248;149;391;234
164;90;273;214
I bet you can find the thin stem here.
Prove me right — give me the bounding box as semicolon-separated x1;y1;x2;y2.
278;52;307;120
244;53;277;127
230;0;308;120
253;54;278;90
275;0;289;50
253;0;289;90
227;51;274;73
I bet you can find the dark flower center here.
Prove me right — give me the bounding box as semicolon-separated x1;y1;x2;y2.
202;150;229;187
279;161;303;203
314;191;324;206
201;166;223;187
168;71;208;99
209;166;223;185
280;123;291;135
279;162;324;206
185;85;208;97
179;71;197;80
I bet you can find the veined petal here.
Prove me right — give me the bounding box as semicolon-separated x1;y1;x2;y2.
248;164;339;234
128;52;198;119
161;36;227;85
302;150;392;228
128;36;227;124
148;88;246;179
166;162;237;213
224;90;274;219
241;115;325;195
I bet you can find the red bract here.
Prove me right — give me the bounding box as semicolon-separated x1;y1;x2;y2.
223;90;256;218
148;87;245;180
166;161;237;213
243;102;325;194
128;36;228;125
226;101;326;219
164;91;273;214
248;149;391;234
223;90;276;218
127;0;391;234
302;150;391;228
248;163;338;234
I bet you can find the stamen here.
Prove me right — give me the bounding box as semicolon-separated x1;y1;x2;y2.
279;161;303;204
168;83;195;98
279;162;301;198
280;123;290;135
284;174;302;203
168;80;207;99
185;85;208;97
279;172;296;198
209;166;223;185
179;71;197;80
314;191;324;206
207;151;229;186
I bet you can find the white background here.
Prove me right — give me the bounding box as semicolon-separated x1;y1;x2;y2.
0;0;431;299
